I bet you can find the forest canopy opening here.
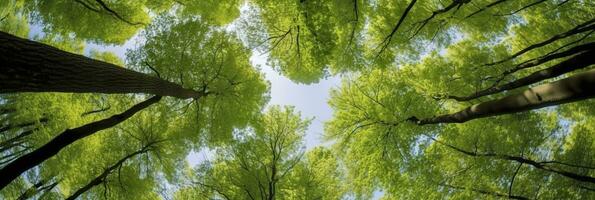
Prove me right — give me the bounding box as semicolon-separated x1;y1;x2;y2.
0;0;593;199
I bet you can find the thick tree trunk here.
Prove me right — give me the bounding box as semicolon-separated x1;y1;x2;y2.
409;68;595;125
65;147;149;200
448;48;594;101
0;96;161;190
0;31;202;99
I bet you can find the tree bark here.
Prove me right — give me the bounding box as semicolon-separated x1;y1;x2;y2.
0;31;203;99
409;68;595;125
65;146;150;200
448;48;594;101
0;96;161;190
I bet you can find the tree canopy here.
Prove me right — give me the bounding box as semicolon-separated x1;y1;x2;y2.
0;0;594;199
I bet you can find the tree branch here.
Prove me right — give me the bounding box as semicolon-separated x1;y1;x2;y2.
446;48;594;101
465;0;508;19
409;68;595;125
484;18;595;67
376;0;417;56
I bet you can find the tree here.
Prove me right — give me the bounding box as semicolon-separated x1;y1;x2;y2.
0;31;205;99
324;1;595;196
243;0;367;83
25;0;152;44
65;137;163;200
173;106;345;200
0;95;161;189
1;0;594;199
1;4;268;195
127;15;269;144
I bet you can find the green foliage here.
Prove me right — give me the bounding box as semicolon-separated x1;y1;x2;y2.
176;0;242;26
26;0;153;44
244;0;366;83
174;106;348;199
0;0;29;37
1;0;594;199
127;15;269;146
324;0;595;197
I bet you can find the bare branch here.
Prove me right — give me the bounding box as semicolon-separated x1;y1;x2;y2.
73;0;146;26
376;0;417;56
509;163;523;198
410;0;470;39
446;47;594;101
494;0;548;16
81;105;111;116
484;18;595;67
433;139;595;184
465;0;508;19
441;183;530;199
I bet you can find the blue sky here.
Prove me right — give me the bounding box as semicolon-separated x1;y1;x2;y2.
18;13;339;166
185;51;341;165
25;16;384;199
26;5;342;164
79;33;342;165
251;53;341;149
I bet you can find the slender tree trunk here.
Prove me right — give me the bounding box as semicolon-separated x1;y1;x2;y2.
436;140;595;184
17;179;46;200
0;96;161;190
0;118;49;133
65;146;150;200
409;68;595;125
448;48;594;101
440;184;529;200
81;106;111;116
268;164;276;200
0;31;202;99
17;179;57;200
0;108;16;115
0;128;39;152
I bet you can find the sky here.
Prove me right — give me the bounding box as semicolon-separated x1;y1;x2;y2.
26;3;342;165
27;11;376;199
77;33;342;166
186;51;341;165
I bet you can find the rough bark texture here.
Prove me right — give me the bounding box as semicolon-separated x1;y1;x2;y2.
409;68;595;125
0;31;202;99
0;96;161;190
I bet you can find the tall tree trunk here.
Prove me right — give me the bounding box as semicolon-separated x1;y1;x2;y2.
409;68;595;125
0;96;161;190
0;31;202;99
65;145;151;200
